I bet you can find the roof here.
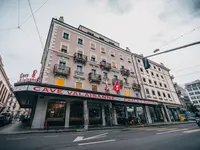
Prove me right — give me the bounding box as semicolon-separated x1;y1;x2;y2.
185;80;200;86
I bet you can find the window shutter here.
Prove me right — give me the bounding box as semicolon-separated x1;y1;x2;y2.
62;45;68;50
125;90;130;96
56;78;65;86
92;85;97;92
76;82;82;89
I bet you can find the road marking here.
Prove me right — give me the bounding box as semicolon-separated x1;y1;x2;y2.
73;133;108;142
6;137;26;140
156;128;188;135
183;129;200;133
136;127;178;131
43;135;59;138
78;139;116;146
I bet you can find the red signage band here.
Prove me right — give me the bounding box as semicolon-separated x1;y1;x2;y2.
14;85;158;105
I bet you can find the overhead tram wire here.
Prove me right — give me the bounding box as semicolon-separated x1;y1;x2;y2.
28;0;44;48
175;71;200;78
19;0;50;28
173;64;200;72
18;0;20;28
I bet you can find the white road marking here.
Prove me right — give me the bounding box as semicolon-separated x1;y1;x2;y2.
156;128;188;135
78;139;116;146
183;129;200;133
43;135;59;138
6;137;26;140
73;133;108;142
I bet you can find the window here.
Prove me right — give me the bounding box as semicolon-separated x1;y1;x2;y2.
112;61;117;68
164;84;167;88
149;79;152;84
101;47;106;54
158;68;161;71
125;90;130;96
91;69;96;74
146;70;149;74
103;72;108;79
124;78;128;84
63;32;69;40
156;74;159;78
152;90;156;96
143;78;146;82
92;85;97;92
137;59;141;63
77;65;83;72
193;87;198;91
160;83;162;87
168;93;171;98
189;92;194;95
76;82;82;89
187;88;192;91
161;75;164;79
61;45;68;53
151;72;154;76
157;91;161;97
90;42;96;50
59;61;66;70
78;38;83;45
91;55;96;62
154;81;157;86
163;92;166;97
111;50;115;57
114;75;118;80
153;66;156;69
146;89;150;94
56;78;64;86
140;68;143;72
128;58;131;63
120;55;124;60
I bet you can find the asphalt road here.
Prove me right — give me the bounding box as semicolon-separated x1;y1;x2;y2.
0;123;200;150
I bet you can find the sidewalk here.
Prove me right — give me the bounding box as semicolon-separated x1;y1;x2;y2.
0;120;195;135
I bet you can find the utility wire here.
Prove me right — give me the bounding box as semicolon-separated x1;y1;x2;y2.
175;71;200;77
19;0;50;28
28;0;44;48
18;0;20;28
173;64;200;72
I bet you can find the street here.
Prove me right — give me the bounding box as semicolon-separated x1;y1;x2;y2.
0;123;200;150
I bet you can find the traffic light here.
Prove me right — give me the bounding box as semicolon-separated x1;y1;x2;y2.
142;57;151;69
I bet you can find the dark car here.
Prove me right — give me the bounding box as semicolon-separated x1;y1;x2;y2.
0;115;6;126
1;112;13;124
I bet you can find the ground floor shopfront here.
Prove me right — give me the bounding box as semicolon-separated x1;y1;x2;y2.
14;82;181;129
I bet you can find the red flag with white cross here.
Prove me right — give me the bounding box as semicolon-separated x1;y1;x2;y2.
112;81;121;93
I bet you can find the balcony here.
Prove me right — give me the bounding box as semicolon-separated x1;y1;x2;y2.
74;53;87;65
132;83;141;91
53;64;70;77
112;78;123;88
120;67;130;77
100;60;111;71
88;73;102;84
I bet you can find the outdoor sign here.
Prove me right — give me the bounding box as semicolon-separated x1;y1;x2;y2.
112;81;121;93
14;85;158;105
18;69;40;83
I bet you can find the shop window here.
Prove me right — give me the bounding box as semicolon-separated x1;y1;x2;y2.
56;78;64;86
92;85;97;92
46;101;66;126
76;82;82;89
125;90;130;96
70;101;83;125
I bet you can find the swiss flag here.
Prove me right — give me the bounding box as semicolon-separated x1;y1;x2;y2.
112;81;121;93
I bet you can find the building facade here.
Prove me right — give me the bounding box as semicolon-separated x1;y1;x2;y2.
185;80;200;108
0;55;13;113
14;17;181;129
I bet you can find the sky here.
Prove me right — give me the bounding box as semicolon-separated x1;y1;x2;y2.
0;0;200;87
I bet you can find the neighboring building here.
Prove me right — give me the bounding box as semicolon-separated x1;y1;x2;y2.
174;83;191;110
185;80;200;108
0;55;13;113
4;93;20;116
14;17;181;129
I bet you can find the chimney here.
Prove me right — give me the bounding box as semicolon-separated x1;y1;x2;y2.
59;16;64;22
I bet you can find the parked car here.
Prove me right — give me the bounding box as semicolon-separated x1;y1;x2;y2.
0;115;6;126
1;112;13;125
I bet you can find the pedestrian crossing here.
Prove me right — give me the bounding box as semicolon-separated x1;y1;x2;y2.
130;127;200;134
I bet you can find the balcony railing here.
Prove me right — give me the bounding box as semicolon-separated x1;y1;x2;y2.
120;67;130;77
53;64;70;77
100;60;111;71
112;78;123;88
74;53;87;65
88;73;102;84
132;83;141;91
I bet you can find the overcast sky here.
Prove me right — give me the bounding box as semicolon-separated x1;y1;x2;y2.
0;0;200;86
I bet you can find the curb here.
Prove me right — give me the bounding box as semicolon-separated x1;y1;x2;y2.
0;121;195;135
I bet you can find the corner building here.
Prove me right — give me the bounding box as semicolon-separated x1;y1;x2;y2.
14;17;181;129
